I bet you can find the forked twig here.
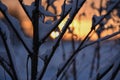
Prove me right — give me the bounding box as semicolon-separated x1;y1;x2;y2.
38;0;86;79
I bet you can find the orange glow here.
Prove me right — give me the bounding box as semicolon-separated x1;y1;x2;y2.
57;18;93;40
19;18;120;41
2;0;120;41
20;21;33;37
56;18;120;41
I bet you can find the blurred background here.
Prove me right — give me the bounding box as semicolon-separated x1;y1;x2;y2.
0;0;120;80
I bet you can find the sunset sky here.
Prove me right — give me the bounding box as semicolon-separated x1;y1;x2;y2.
1;0;120;40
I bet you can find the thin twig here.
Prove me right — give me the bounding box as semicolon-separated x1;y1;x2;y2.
110;61;120;80
71;30;77;80
60;41;68;80
89;50;96;78
55;0;120;78
0;56;14;79
26;55;30;80
39;6;71;44
38;0;86;79
0;29;18;80
0;59;14;79
80;31;120;51
89;0;103;78
56;29;93;79
4;69;7;80
0;55;10;67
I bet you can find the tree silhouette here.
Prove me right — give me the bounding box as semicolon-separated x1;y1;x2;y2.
0;0;120;80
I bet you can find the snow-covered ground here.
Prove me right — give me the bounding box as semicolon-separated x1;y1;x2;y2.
0;39;120;80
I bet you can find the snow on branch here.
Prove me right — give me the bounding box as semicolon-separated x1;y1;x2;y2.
0;21;20;80
54;0;120;78
18;0;33;21
37;0;87;79
0;1;32;55
39;5;56;17
38;7;71;43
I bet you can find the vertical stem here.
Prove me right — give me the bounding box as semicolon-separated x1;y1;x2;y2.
96;35;100;70
56;30;93;78
96;0;103;78
71;34;77;80
89;51;96;78
73;59;77;80
31;0;40;80
61;41;68;80
4;69;7;80
96;33;100;79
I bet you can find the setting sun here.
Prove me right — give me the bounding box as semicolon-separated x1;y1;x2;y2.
55;18;92;40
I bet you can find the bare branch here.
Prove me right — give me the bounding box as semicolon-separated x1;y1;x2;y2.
38;0;86;79
54;0;120;78
80;31;120;51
